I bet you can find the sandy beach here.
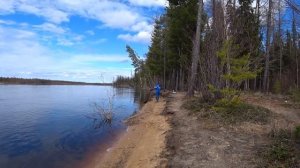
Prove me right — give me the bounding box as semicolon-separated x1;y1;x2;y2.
84;97;170;168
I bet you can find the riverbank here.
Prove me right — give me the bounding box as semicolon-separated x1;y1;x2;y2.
164;92;300;167
85;97;170;168
84;92;300;168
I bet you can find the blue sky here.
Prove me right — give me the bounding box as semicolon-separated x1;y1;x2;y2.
0;0;167;83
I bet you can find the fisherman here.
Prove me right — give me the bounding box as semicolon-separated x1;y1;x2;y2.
154;82;161;102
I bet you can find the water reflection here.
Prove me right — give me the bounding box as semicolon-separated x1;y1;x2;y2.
0;132;42;157
86;87;147;130
0;85;140;168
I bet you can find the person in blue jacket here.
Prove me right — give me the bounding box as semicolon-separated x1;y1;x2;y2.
154;82;161;102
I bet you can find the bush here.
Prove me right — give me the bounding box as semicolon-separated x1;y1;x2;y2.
262;128;300;167
289;87;300;102
213;102;271;124
182;98;213;114
295;126;300;142
183;98;271;125
273;79;281;94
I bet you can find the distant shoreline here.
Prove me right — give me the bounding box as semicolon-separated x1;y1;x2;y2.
0;77;112;86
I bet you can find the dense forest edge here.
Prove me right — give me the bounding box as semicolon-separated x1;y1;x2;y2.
0;77;111;85
115;0;300;166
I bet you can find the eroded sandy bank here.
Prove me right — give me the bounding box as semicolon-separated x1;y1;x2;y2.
85;98;169;168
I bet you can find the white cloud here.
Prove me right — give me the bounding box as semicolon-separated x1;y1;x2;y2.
121;21;154;43
34;23;66;34
16;2;69;24
128;0;168;7
54;0;141;29
0;19;16;25
118;31;151;43
97;9;139;28
92;38;107;44
57;38;74;46
131;21;153;33
0;0;159;44
0;25;131;82
0;0;15;14
17;3;40;14
42;8;69;24
0;26;54;73
86;30;95;36
72;35;84;42
72;55;130;63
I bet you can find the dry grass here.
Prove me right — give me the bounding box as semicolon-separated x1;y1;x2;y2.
182;98;271;125
259;127;300;168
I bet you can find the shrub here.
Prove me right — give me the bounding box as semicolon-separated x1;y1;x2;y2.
183;98;271;125
295;126;300;142
213;102;270;124
262;128;300;167
273;79;281;94
289;87;300;102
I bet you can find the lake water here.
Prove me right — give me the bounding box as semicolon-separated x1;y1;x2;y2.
0;85;141;168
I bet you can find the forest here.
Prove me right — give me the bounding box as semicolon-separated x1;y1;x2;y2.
121;0;300;101
0;77;110;85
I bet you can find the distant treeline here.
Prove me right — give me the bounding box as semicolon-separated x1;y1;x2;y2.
0;77;111;85
113;76;134;87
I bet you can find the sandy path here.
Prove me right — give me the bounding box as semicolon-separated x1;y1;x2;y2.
163;92;300;168
243;94;300;124
164;93;269;168
85;98;169;168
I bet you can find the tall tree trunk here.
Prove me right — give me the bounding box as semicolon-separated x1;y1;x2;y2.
163;44;166;91
263;0;273;92
254;0;260;91
292;11;299;88
278;0;283;81
296;51;299;88
176;70;179;91
187;0;203;97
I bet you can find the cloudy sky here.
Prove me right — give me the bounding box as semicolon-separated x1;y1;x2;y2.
0;0;167;83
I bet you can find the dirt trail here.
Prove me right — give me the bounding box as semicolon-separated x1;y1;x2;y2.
164;92;300;168
85;98;169;168
164;93;265;168
243;95;300;124
85;92;300;168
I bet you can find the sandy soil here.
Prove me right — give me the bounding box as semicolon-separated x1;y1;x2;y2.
243;93;300;125
85;98;170;168
163;92;300;168
84;92;300;168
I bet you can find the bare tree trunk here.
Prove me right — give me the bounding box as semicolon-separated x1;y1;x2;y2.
163;42;166;91
176;70;179;91
180;67;183;90
259;73;262;90
254;0;260;91
226;45;231;88
296;51;299;88
233;0;236;9
293;12;299;88
253;70;257;90
278;0;283;81
187;0;203;97
263;0;273;92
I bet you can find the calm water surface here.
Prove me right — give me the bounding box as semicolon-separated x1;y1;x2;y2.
0;85;140;168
